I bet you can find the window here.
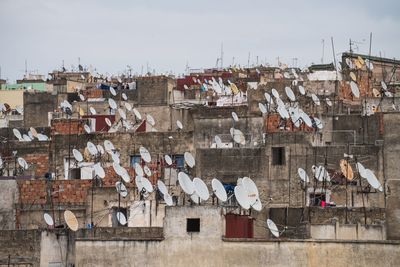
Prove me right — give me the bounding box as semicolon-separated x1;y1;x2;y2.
130;155;142;166
174;154;184;169
307;188;331;207
272;147;285;165
112;207;128;227
186;218;200;232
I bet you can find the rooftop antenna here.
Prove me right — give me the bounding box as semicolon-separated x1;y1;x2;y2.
247;52;250;68
221;42;224;69
321;39;325;64
24;59;27;78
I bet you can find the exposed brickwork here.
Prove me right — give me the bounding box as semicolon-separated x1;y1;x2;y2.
264;114;314;133
24;154;49;178
51;118;86;135
84;89;104;99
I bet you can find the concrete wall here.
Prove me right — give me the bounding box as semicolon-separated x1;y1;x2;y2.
0;89;24;109
0;180;18;230
311;223;386;240
23;91;57;128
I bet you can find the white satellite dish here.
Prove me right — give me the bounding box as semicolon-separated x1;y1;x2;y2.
234;185;250;210
193;178;210;201
381;81;387;91
118;108;127;120
111;151;120;164
30;127;38;138
134;163;144;177
184;84;189;90
141;177;154;193
259;103;267;114
190;193;201;204
211;178;227;202
13;128;22;140
116;211;127;225
297;167;309;182
176;120;183;130
146;114;155;126
104;140;115;153
89;107;97;115
17;157;28;169
157;180;168;195
164;155;173;166
124;102;132;111
108;98;117;110
72;149;83;162
313;117;323;129
133;108;142;120
79;94;85;101
135;176;144;192
277;105;290;119
163;192;173;206
311;94;320;106
178;172;194;195
275;97;285;107
300;111;313;127
139;146;151;163
264;92;273;104
37;134;49;141
242;177;259;199
271;88;280;99
232;112;239;122
122;93;128;101
97;144;105;155
356;162;367;177
184;152;195;168
94;163;105;178
267;219;280;238
325;98;332;107
285;87;296;101
110;87;117;96
22;134;32;142
237;177;243;186
364;169;382;191
214;135;222;148
15;105;23;114
350;81;360;98
44;213;54;226
86;142;98;156
64;210;79;231
105;118;112;127
115;181;128;197
298;85;306;95
84;124;91;134
112;162;124;176
143;165;152;177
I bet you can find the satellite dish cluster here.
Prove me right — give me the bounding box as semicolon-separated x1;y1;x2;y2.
12;127;48;142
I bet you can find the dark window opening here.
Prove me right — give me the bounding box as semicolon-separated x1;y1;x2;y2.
272;147;285;165
112;207;128;227
130;155;142;166
309;193;326;207
186;218;200;232
70;168;81;179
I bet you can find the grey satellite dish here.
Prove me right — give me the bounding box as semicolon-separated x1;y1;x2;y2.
184;152;195;168
325;98;332;107
178;172;194;195
13;128;22;140
84;124;91;134
298;85;306;95
214;135;222;148
146;114;155;126
124;102;132;111
234;185;250;210
87;141;98;156
79;94;85;101
89;107;97;115
232;112;239;122
44;213;54;226
143;165;152;177
108;98;117;110
193;177;210;201
157;180;168;195
350;81;360;98
18;157;28;169
72;149;83;162
141;177;154;193
164;155;173;166
94;163;105;178
115;181;128;197
139;146;151;163
285;87;296;102
267;219;280;238
364;169;382;191
104;140;115;154
116;212;127;225
311;94;320;106
298;168;309;182
259;103;267;114
176;120;183;130
163;192;173;206
211;178;227;202
122;93;128;101
118;108;127;120
134;163;144;177
271;88;280;99
133;108;142;120
110;87;117;96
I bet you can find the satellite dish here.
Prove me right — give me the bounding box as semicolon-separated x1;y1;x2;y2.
116;212;127;225
104;140;115;153
105;118;112;127
381;81;387;91
372;88;381;98
84;124;91;134
15;105;23;114
117;108;126;120
234;185;250;210
135;176;144;192
193;178;210;201
298;85;306;95
364;169;382;191
211;178;227;202
86;142;98;156
112;152;121;163
122;93;128;101
13;128;22;140
285;87;296;101
242;177;261;210
271;88;280;99
115;181;128;197
184;84;189;90
157;180;168;195
143;165;152;177
164;155;173;166
163;192;174;206
44;213;54;226
297;168;309;182
139;146;151;163
232;112;239;122
176;120;183;130
89;107;97;115
300;111;313;127
141;177;154;193
267;219;280;238
350;72;357;81
37;134;49;141
108;98;117;110
340;159;354;180
110;87;117;96
184;152;195;168
314;165;330;182
72;149;83;162
22;134;32;142
350;81;360;98
178;172;194;195
79;94;85;101
190;193;201;204
237;177;243;186
311;94;320;106
264;92;273;104
133;108;142;120
277;105;289;120
97;144;105;155
94;163;105;178
325;98;332;107
30;127;38;138
134;163;144;177
275;97;285;107
259;103;267;114
214;135;222;148
124;102;132;111
64;210;79;231
17;157;28;169
146;114;155;126
356;162;367;177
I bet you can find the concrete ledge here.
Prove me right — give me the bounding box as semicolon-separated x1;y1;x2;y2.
222;237;400;244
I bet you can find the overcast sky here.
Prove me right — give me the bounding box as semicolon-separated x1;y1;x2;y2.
0;0;399;82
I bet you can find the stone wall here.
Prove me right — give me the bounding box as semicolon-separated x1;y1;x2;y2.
23;91;57;128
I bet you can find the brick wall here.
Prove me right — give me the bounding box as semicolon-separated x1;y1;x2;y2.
51;118;86;135
84;89;103;99
25;154;48;178
264;114;314;133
